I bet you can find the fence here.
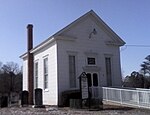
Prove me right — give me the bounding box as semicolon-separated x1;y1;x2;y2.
103;87;150;108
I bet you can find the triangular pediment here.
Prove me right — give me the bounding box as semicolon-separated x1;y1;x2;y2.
21;10;125;57
55;10;125;46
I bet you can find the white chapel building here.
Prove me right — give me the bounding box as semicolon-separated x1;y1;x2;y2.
20;10;125;105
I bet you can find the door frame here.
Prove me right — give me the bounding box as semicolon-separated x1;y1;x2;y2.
86;72;99;98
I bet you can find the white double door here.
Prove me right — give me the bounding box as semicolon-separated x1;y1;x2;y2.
86;72;99;98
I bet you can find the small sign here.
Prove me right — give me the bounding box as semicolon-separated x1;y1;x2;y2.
80;72;89;99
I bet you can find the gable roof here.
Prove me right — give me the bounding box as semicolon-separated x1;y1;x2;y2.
20;10;125;59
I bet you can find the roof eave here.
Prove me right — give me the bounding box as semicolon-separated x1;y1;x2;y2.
20;52;27;59
105;41;126;46
30;37;55;54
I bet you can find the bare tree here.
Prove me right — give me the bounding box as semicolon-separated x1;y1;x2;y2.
0;61;22;105
1;62;20;75
0;62;22;91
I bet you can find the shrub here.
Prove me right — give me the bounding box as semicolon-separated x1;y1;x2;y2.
61;90;81;107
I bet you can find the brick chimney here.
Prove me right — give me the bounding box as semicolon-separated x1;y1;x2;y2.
27;24;34;105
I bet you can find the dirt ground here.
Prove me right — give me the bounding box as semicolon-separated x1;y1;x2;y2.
0;105;150;115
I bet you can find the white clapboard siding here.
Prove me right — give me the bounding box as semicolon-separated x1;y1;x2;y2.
21;10;125;105
57;15;122;104
33;41;58;105
22;58;28;91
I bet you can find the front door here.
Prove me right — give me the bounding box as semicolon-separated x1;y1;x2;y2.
86;73;99;98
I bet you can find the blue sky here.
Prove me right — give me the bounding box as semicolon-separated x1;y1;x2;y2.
0;0;150;77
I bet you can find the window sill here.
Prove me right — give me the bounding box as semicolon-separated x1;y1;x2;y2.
83;66;100;71
87;64;97;66
44;89;49;92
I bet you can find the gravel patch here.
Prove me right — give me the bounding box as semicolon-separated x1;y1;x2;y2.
0;105;149;115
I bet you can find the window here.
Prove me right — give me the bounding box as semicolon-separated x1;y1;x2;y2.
85;52;98;66
69;55;76;88
87;73;98;87
87;73;92;87
34;62;38;88
44;58;48;89
87;57;96;65
93;73;98;86
105;57;112;86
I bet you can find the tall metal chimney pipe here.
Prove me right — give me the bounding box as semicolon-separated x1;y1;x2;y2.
27;24;34;105
27;24;33;51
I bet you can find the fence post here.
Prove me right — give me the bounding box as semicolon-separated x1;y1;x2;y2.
120;89;122;104
146;91;149;108
105;88;108;101
137;90;140;108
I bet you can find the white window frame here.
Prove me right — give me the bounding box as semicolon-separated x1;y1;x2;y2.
67;51;78;89
34;61;38;89
87;57;96;65
43;57;48;90
69;55;76;88
105;55;113;86
85;52;98;66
